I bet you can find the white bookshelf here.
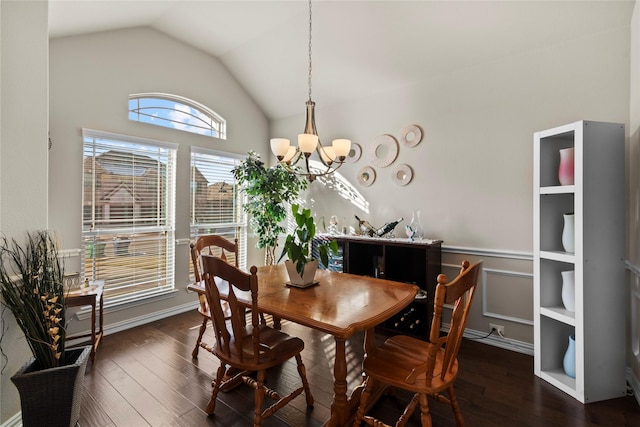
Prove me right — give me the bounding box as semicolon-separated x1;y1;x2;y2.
533;120;626;403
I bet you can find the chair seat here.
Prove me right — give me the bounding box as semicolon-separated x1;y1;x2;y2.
364;335;458;394
215;325;304;370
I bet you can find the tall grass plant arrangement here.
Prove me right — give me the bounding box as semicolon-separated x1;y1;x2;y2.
0;230;66;369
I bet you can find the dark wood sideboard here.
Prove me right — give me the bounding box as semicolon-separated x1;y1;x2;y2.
313;234;442;339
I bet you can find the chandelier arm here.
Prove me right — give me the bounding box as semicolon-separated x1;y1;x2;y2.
304;155;312;177
276;156;347;181
315;139;331;167
308;161;346;178
282;150;304;168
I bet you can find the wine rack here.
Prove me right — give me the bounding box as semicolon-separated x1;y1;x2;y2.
314;234;442;339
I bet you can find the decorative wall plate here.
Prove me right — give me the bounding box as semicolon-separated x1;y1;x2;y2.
369;134;398;168
357;166;376;187
346;143;362;163
401;125;423;148
391;164;413;186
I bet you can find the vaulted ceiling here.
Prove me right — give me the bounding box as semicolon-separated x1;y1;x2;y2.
48;0;634;121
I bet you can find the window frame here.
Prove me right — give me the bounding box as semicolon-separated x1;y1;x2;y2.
81;128;178;306
129;93;227;140
190;147;247;273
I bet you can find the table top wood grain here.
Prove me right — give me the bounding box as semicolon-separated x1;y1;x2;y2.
188;264;418;339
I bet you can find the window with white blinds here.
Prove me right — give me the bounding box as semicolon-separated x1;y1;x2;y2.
82;129;177;304
190;147;247;272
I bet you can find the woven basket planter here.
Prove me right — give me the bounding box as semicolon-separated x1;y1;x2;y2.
11;346;91;427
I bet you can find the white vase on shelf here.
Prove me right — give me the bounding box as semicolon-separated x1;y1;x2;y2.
561;213;575;253
563;335;576;378
561;270;575;312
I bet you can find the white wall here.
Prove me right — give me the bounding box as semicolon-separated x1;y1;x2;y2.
273;19;630;344
0;1;49;423
627;0;640;402
276;26;630;249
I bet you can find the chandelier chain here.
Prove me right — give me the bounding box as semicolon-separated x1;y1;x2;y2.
308;0;313;102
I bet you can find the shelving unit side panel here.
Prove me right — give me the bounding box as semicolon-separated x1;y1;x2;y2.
581;122;625;267
533;256;542;375
580;121;626;402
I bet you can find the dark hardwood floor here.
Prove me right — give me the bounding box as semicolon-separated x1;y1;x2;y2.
78;309;640;426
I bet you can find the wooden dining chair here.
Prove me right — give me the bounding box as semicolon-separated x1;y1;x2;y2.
190;234;238;358
201;255;314;425
353;260;482;427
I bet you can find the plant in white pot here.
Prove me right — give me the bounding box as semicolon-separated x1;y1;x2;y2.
278;204;338;286
0;230;91;427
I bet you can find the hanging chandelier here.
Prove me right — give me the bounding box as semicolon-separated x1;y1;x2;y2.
270;0;351;182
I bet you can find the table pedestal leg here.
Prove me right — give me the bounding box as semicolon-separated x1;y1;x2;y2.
323;327;383;427
325;337;347;427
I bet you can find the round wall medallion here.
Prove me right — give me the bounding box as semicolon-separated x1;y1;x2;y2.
391;164;413;186
346;143;362;163
401;125;423;147
357;166;376;187
369;134;398;168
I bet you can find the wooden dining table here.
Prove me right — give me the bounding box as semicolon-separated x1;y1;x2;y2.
189;263;418;427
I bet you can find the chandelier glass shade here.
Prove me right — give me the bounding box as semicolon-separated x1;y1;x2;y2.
270;0;351;182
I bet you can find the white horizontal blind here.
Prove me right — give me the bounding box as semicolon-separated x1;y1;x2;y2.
190;148;246;271
82;129;177;303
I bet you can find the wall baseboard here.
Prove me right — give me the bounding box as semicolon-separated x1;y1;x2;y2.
84;301;198;338
443;323;534;355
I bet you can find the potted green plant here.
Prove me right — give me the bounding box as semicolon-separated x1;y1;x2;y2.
278;204;338;286
232;151;308;265
0;230;91;427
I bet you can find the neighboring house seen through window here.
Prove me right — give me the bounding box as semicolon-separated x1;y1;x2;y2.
129;93;226;139
190;148;247;277
82;129;177;304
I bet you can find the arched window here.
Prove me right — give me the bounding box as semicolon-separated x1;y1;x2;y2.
129;93;226;139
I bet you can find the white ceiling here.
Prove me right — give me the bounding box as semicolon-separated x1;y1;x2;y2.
48;0;635;120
